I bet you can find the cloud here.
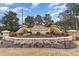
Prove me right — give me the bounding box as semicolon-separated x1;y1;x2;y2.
3;3;14;6
0;13;4;17
51;8;66;17
53;4;67;10
51;4;66;16
0;6;10;13
49;4;67;22
50;12;60;22
0;6;9;19
0;3;14;6
0;3;15;13
0;6;29;14
31;3;40;9
51;12;58;17
47;11;51;14
12;7;29;13
50;11;62;22
48;3;60;8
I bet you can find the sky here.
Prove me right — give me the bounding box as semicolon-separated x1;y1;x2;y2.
0;3;67;24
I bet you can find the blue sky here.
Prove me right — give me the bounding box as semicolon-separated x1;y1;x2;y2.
0;3;67;24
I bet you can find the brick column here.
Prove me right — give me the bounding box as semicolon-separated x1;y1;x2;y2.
2;30;10;39
67;30;77;40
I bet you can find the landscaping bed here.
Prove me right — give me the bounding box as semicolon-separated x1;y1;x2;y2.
16;34;68;38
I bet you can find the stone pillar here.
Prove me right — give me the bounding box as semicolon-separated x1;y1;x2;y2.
2;30;10;39
67;30;77;40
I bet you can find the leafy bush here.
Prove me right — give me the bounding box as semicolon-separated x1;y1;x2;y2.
28;32;32;35
18;27;29;34
36;32;40;35
22;28;28;33
46;32;50;34
50;25;57;34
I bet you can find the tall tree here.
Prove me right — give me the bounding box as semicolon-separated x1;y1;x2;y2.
66;3;79;30
56;18;76;31
2;11;19;31
34;15;43;25
58;3;79;30
66;3;79;14
25;16;34;27
59;10;74;21
44;14;53;27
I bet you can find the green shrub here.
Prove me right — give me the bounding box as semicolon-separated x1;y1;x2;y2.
36;32;40;35
50;25;57;34
28;32;32;35
46;32;50;34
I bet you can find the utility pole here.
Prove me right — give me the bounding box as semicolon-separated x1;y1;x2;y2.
22;8;23;25
72;11;78;30
76;15;78;31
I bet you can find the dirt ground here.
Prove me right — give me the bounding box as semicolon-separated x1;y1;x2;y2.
0;41;79;56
